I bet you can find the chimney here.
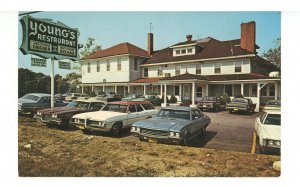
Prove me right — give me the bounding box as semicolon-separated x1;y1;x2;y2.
186;35;192;42
148;33;154;56
240;21;256;53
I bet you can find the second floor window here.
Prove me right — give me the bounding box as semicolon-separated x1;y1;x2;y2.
144;68;148;77
117;58;121;71
215;62;221;74
175;66;180;76
134;58;138;71
158;68;163;76
235;61;242;73
196;64;201;74
107;60;110;71
97;62;100;72
87;63;91;73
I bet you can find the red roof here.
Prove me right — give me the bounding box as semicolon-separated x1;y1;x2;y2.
82;42;150;60
130;77;161;83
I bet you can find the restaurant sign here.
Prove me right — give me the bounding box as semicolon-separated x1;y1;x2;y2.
58;61;71;70
31;57;47;67
19;15;80;61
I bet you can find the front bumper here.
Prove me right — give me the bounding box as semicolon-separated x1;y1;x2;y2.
199;104;214;109
261;145;281;154
131;131;182;144
226;107;247;111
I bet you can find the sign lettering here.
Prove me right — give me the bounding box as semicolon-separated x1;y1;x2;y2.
31;57;47;67
58;61;71;70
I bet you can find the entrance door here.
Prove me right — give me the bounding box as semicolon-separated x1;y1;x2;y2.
225;85;233;96
182;84;191;101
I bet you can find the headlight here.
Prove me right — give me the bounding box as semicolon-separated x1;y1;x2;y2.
275;140;281;146
136;127;140;132
52;114;57;118
75;118;80;123
175;133;180;138
131;127;136;131
267;140;274;146
37;112;41;115
170;132;175;137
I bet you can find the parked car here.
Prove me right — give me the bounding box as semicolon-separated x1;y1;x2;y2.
71;101;158;136
18;93;68;116
254;110;281;154
132;95;162;106
65;93;89;101
197;96;226;112
34;99;106;130
95;92;122;102
131;106;211;146
263;100;281;111
226;98;256;114
54;93;68;101
122;93;142;101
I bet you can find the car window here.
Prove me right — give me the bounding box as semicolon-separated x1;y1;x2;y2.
136;104;144;112
157;109;190;120
42;97;50;103
267;101;281;106
260;112;267;123
128;105;136;113
21;94;40;101
264;114;281;126
141;103;155;110
89;102;104;111
102;104;128;113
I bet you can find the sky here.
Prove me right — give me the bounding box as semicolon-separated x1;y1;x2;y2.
18;11;281;77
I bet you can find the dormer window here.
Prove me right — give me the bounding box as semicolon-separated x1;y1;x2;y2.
181;49;186;54
187;48;193;53
172;46;195;57
175;50;180;54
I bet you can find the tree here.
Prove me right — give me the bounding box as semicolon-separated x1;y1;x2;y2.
79;37;102;58
262;38;281;69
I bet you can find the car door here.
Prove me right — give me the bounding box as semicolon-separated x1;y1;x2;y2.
39;96;51;109
135;104;146;121
255;112;266;136
126;104;138;126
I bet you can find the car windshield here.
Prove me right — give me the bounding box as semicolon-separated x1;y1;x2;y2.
232;98;247;103
202;97;216;101
21;94;40;101
102;104;127;113
266;101;281;106
66;101;89;109
157;109;190;120
264;114;281;126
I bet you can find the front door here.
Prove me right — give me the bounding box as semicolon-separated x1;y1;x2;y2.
182;84;191;101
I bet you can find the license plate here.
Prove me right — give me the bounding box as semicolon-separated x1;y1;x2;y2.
148;138;157;143
78;125;85;130
234;108;238;111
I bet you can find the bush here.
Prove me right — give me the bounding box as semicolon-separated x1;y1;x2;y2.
235;93;244;98
223;93;231;103
161;94;170;103
90;91;96;97
169;95;177;103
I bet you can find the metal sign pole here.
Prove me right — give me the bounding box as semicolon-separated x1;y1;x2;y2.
51;58;55;108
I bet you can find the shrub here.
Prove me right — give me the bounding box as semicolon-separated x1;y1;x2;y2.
223;93;231;103
161;94;170;103
90;91;96;97
169;95;177;103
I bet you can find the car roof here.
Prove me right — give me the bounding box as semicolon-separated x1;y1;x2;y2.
109;101;152;105
267;100;281;103
76;99;106;103
163;106;195;111
27;93;50;97
264;110;281;115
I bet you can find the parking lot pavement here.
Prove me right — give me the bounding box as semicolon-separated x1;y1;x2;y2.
192;110;260;153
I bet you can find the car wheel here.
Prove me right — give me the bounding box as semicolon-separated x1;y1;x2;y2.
229;110;233;114
110;123;122;137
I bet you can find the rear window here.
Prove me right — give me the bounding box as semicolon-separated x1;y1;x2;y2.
21;94;40;101
264;114;281;126
267;101;281;106
141;103;155;110
232;98;247;103
202;97;216;101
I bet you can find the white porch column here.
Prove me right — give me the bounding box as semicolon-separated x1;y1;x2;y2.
162;83;167;107
81;85;84;94
190;81;196;107
103;85;105;92
257;83;260;98
241;83;244;95
206;84;209;96
275;82;279;100
143;85;146;95
160;84;163;96
179;84;182;102
115;85;117;93
128;85;131;94
92;86;94;92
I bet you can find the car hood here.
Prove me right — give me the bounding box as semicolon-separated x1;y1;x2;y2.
133;117;190;132
261;125;281;141
38;107;82;114
18;98;37;104
73;111;127;121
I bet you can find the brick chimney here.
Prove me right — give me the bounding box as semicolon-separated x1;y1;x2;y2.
240;21;256;53
186;35;192;42
148;33;154;56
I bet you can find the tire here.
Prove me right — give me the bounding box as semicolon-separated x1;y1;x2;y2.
110;123;122;137
229;110;233;114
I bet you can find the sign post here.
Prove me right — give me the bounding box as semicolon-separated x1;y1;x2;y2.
19;15;80;109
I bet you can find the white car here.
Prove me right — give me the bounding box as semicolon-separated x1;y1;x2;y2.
254;110;281;153
71;101;158;136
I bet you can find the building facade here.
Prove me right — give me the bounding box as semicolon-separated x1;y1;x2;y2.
79;21;280;111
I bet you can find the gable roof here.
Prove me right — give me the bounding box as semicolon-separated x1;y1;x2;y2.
82;42;150;60
142;38;255;65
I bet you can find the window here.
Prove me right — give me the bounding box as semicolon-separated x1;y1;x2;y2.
158;68;163;76
187;48;193;53
117;58;121;70
87;63;91;73
251;84;257;97
196;87;202;97
164;73;171;77
136;105;144;112
128;105;136;113
106;60;110;71
89;102;104;111
175;86;180;95
97;62;100;72
175;50;180;54
144;68;148;77
134;58;138;71
225;85;233;96
215;62;221;73
269;84;275;96
235;61;242;73
196;64;201;74
141;103;155;110
261;85;267;96
181;49;186;54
